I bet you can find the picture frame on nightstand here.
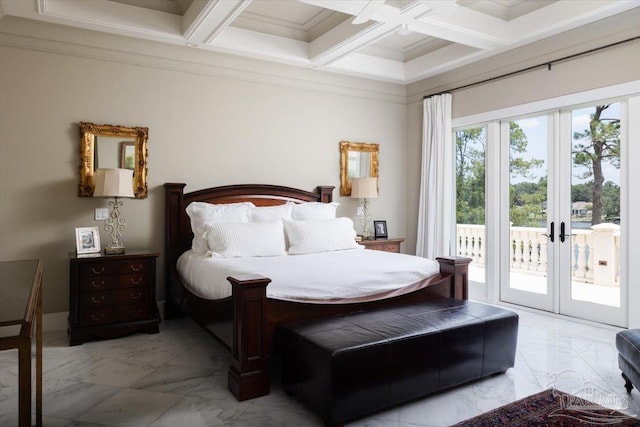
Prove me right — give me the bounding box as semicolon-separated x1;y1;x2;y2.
374;220;388;239
75;226;101;254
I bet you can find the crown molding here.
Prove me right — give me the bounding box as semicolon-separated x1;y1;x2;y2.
0;16;406;104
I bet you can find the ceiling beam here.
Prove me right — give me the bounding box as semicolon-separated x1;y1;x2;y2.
309;18;398;65
183;0;252;45
305;0;505;62
352;0;384;25
406;2;507;49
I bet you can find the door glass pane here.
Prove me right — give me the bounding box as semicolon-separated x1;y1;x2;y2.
509;117;548;294
570;103;621;307
455;127;486;294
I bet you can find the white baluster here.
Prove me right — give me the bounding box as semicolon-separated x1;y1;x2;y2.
539;239;548;274
575;234;588;281
530;232;541;272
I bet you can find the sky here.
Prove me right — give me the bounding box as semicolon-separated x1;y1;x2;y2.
513;102;621;186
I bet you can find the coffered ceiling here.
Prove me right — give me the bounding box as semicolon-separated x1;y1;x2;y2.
1;0;637;83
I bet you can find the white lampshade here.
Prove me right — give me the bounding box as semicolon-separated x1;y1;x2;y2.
351;177;378;199
93;168;134;198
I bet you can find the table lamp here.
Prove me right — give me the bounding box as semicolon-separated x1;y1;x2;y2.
93;168;134;255
351;177;378;239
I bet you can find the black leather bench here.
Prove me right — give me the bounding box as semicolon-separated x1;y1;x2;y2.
277;298;518;427
616;329;640;393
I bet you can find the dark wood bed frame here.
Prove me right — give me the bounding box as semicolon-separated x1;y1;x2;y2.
164;183;471;401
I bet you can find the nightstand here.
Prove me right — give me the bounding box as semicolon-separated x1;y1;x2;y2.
359;237;405;253
68;249;160;345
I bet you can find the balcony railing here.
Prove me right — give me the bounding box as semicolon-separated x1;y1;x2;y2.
457;223;620;287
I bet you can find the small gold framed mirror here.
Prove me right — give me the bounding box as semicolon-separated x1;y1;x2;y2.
340;141;379;196
78;122;149;198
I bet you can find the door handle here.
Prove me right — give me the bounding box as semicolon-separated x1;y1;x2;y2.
559;221;574;243
542;222;555;242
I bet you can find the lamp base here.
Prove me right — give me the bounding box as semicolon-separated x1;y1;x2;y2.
104;245;126;255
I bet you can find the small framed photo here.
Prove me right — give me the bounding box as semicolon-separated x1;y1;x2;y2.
374;220;388;239
75;227;101;254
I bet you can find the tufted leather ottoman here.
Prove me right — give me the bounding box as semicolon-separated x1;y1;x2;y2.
277;298;518;427
617;329;640;393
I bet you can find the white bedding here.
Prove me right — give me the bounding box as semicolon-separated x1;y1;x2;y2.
177;248;440;303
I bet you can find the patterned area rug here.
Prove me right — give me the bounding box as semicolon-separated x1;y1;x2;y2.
452;389;639;426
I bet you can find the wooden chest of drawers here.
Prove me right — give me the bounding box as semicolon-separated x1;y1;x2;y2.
68;250;160;345
359;237;405;253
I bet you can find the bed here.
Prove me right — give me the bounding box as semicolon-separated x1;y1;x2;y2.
164;183;471;401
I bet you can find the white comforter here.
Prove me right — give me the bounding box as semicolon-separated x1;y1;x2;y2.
177;248;440;303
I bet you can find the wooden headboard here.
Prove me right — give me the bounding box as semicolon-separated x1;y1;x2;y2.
164;183;335;273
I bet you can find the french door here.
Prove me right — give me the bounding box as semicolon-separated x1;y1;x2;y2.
499;113;555;312
499;103;627;326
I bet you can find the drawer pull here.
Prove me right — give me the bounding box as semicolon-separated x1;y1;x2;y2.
91;280;105;288
130;277;142;285
91;266;105;274
91;313;105;321
129;292;143;300
129;309;142;316
130;264;143;272
91;295;105;303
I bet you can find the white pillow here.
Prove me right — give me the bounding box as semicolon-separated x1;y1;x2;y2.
284;217;360;255
186;201;254;254
205;221;287;258
249;203;293;223
291;202;339;220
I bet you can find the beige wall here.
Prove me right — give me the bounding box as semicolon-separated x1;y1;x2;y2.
0;17;407;313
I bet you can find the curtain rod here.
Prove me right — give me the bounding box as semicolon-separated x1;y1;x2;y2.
423;35;640;99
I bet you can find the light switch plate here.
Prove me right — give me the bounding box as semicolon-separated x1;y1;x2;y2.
356;207;364;216
95;208;109;221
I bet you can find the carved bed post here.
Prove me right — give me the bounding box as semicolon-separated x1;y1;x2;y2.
164;183;187;319
316;186;335;203
227;274;272;401
436;256;472;300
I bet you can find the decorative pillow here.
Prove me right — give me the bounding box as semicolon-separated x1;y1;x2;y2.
205;221;287;258
291;202;339;220
186;201;254;254
249;203;293;223
284;217;360;255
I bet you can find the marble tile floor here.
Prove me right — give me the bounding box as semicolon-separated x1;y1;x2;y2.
1;307;638;427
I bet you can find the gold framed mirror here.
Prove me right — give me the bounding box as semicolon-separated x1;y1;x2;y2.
339;141;379;196
78;122;149;198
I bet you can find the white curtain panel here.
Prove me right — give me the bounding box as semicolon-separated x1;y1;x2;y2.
416;94;454;259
